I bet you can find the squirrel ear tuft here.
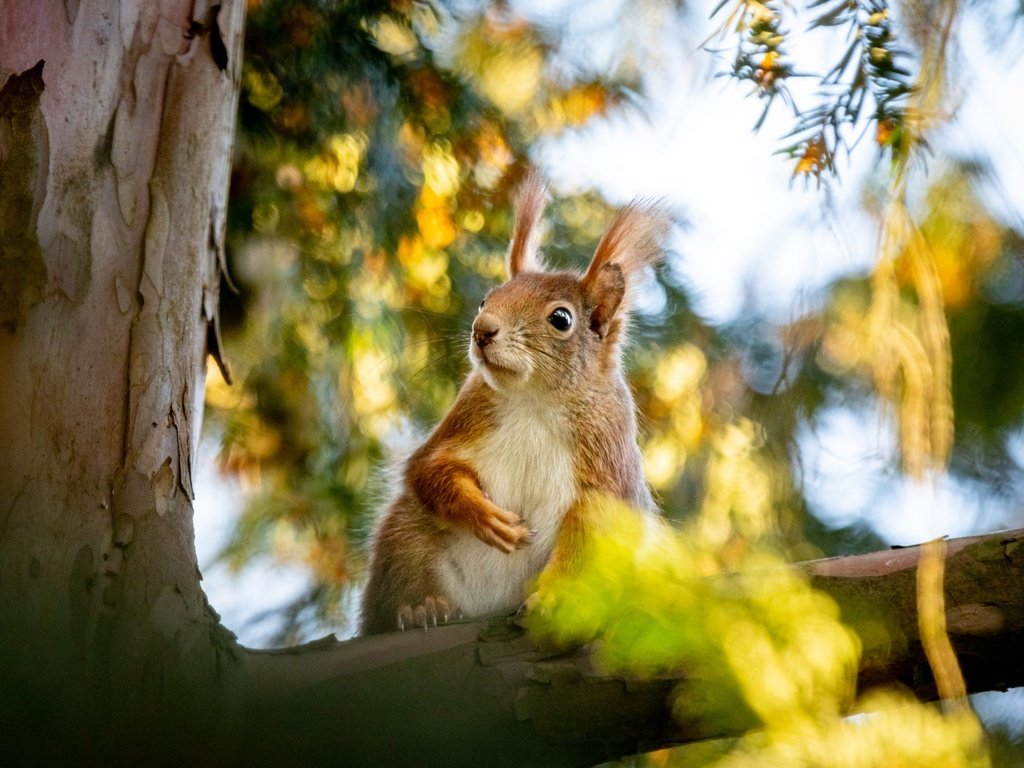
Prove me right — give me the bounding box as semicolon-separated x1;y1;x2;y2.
507;170;548;276
581;201;671;336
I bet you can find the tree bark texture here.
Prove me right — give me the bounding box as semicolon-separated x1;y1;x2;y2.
0;1;245;763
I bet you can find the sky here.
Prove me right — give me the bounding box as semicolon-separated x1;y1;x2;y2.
194;0;1024;652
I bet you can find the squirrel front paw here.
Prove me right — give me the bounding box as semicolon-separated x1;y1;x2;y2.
473;498;535;554
396;595;461;631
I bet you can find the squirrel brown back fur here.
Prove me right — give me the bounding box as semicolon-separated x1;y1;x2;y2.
359;175;670;635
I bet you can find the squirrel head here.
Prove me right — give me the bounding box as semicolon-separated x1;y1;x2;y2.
470;172;671;397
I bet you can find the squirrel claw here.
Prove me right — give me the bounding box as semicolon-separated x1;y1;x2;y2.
479;510;534;553
396;596;458;631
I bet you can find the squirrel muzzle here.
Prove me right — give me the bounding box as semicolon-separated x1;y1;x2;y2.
473;313;500;348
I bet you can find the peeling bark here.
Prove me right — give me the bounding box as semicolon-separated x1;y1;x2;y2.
0;1;246;764
0;60;48;328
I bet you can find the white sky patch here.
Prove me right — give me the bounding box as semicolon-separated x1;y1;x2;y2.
943;9;1024;224
798;405;1023;544
192;439;313;647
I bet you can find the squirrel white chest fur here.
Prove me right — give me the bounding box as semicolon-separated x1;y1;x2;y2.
441;396;576;616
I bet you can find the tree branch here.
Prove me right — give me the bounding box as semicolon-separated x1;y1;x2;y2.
233;527;1024;767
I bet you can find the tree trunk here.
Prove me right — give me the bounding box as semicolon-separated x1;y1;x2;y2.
0;1;245;763
2;4;1022;768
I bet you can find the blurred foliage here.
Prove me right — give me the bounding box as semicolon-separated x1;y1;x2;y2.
526;440;988;767
208;0;1024;758
805;163;1024;488
709;0;1024;496
709;0;957;181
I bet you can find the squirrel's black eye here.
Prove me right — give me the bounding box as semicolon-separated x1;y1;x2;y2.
478;299;485;312
548;307;573;332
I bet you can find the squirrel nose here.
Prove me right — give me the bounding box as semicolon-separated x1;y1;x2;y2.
473;314;500;348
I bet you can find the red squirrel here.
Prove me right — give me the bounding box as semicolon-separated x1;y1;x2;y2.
359;174;669;634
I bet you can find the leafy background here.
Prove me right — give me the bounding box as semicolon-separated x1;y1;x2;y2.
198;0;1024;763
